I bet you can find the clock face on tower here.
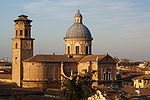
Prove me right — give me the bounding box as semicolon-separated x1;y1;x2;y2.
24;41;31;49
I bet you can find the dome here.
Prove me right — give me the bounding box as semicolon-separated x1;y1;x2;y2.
65;23;92;39
64;10;92;40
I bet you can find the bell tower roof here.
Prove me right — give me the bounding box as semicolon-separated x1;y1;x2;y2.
14;14;32;22
14;14;33;39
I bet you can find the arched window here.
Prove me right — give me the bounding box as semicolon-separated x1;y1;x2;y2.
67;46;70;54
76;46;79;54
104;71;111;80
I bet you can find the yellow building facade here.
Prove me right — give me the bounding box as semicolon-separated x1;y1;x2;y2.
133;74;150;88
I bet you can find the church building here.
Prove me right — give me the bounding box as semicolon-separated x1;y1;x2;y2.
12;10;117;88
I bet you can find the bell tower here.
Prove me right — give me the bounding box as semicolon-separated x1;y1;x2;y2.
12;15;34;87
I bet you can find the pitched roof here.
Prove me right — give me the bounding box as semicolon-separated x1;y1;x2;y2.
23;54;77;62
23;54;114;63
22;95;61;100
121;86;150;96
133;74;150;80
0;73;12;79
121;75;142;81
79;54;106;62
0;62;12;66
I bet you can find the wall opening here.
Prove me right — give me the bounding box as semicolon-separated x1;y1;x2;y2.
25;30;28;37
20;30;23;36
85;46;89;54
15;43;18;49
67;46;70;54
76;46;79;54
16;30;18;36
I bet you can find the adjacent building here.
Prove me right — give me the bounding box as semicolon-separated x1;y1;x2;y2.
133;74;150;88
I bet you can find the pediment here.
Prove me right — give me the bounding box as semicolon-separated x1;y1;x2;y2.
99;55;116;64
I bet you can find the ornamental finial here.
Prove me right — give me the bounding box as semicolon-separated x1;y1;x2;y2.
78;9;80;13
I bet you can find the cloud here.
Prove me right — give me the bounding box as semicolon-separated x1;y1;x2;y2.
21;0;150;61
22;0;150;37
22;0;135;17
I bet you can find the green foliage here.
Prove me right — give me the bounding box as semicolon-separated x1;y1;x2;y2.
62;71;96;100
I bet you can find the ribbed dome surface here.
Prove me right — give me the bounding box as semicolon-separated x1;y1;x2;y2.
65;23;92;39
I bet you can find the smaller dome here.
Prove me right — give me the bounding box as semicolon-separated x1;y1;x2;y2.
74;10;82;18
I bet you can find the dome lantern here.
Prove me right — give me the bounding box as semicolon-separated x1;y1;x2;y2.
74;9;82;24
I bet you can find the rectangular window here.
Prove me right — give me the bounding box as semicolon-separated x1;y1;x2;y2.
108;73;111;80
68;46;70;54
76;46;79;54
20;30;23;36
86;46;89;54
104;73;106;80
89;46;91;54
25;30;28;37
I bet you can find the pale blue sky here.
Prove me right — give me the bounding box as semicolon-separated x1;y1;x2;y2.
0;0;150;61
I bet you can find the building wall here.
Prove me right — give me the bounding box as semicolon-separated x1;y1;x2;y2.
122;81;134;86
78;62;98;80
22;62;46;88
64;39;92;56
12;38;34;86
63;62;78;77
22;62;78;88
12;38;22;87
98;56;116;81
22;55;116;88
134;79;150;88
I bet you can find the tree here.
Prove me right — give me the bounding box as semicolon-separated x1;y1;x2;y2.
62;71;97;100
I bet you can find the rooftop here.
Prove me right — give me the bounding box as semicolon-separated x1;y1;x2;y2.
133;74;150;80
23;54;110;63
0;73;12;79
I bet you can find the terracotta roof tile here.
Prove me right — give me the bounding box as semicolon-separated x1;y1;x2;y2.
0;62;12;66
79;54;106;62
23;54;77;62
0;73;12;79
133;74;150;80
23;54;111;63
22;95;61;100
122;86;150;96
